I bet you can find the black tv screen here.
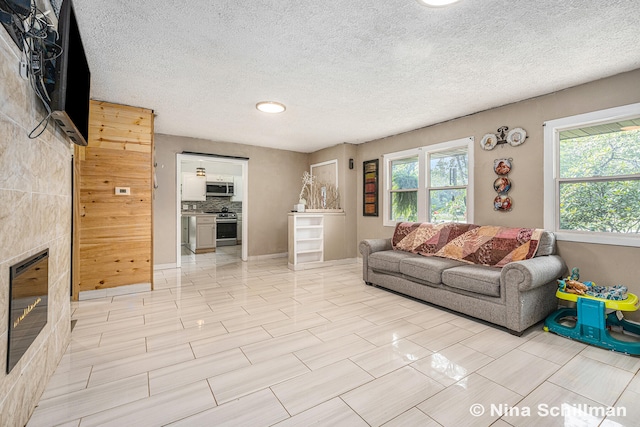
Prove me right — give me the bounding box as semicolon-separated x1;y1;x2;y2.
48;0;90;146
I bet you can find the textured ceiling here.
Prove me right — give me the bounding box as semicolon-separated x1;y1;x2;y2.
73;0;640;153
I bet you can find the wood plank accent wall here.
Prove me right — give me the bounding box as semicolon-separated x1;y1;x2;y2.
73;100;154;299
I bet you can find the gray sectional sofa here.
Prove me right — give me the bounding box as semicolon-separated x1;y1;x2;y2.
359;230;567;334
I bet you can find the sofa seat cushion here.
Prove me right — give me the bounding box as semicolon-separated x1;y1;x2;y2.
369;250;420;274
399;256;468;284
442;265;502;297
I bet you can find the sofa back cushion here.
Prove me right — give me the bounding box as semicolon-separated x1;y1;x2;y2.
392;222;479;254
392;222;556;267
536;230;556;256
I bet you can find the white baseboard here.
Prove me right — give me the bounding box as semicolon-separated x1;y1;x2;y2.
287;257;358;271
247;252;287;261
154;263;177;270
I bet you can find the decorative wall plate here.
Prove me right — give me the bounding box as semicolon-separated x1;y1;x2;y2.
494;158;512;175
507;127;527;146
480;133;497;151
494;194;512;211
493;176;511;194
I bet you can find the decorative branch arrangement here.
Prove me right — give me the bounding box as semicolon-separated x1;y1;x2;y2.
298;171;340;210
298;171;314;204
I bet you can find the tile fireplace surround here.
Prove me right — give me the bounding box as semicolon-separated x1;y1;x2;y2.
0;29;72;425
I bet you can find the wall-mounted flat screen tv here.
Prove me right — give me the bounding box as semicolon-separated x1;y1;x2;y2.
47;0;90;146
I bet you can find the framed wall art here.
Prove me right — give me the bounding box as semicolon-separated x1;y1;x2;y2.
363;159;379;216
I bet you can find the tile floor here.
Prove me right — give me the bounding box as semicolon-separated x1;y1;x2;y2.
28;247;640;426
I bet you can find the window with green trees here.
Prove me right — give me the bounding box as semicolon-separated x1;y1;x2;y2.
429;148;468;223
390;156;418;222
544;103;640;247
559;127;640;234
383;137;474;226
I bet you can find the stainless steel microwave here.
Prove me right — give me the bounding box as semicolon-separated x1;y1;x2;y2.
206;181;234;197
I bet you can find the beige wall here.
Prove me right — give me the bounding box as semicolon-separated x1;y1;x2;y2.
309;143;358;258
156;70;640;301
355;69;640;319
154;134;309;264
0;31;72;424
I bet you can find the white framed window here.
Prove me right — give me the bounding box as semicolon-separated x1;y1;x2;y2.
543;102;640;247
383;137;474;227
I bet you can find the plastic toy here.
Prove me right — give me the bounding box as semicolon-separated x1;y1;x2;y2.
556;268;628;300
544;268;640;355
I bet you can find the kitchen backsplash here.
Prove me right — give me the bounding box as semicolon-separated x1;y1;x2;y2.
182;198;242;213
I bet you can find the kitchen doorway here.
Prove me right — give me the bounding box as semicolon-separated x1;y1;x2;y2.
176;153;248;268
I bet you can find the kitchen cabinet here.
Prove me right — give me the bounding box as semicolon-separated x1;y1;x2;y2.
182;172;206;201
197;221;216;248
237;213;242;244
231;175;243;202
181;216;189;244
207;174;234;183
188;215;216;253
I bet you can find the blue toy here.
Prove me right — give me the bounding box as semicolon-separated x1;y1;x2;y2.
544;268;640;356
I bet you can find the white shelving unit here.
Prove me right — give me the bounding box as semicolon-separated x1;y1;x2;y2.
288;214;324;269
288;212;350;270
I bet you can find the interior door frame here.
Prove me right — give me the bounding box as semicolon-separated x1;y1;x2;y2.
176;153;248;267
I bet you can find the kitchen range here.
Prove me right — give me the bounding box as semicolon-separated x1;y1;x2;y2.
204;207;237;246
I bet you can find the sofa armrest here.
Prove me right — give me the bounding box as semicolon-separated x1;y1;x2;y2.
359;239;392;284
359;239;393;257
501;255;567;292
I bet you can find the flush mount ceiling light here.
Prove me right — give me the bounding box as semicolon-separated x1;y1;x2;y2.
256;101;286;114
416;0;462;6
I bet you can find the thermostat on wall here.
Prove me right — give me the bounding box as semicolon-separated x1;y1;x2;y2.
115;187;131;195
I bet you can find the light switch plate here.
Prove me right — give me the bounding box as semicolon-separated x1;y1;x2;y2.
115;187;130;195
19;60;28;79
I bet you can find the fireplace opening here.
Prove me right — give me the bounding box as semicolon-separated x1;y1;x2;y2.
7;249;49;373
